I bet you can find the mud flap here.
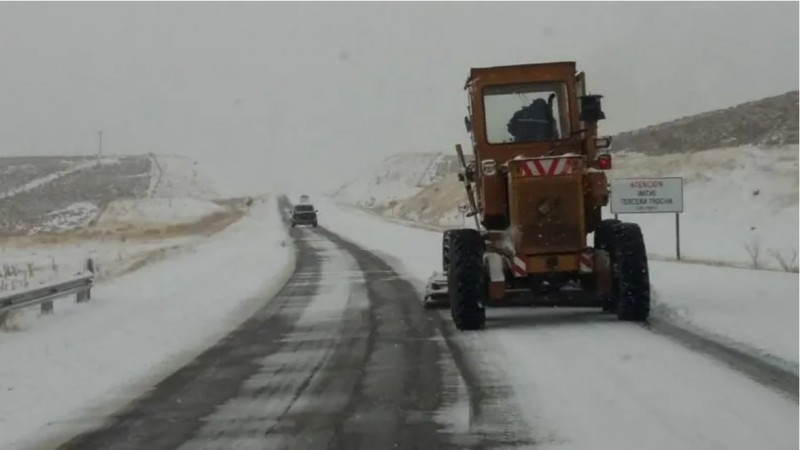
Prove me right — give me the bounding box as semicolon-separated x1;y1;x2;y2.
593;249;612;300
485;252;506;301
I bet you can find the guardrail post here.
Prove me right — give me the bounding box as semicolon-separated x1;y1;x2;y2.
77;258;94;303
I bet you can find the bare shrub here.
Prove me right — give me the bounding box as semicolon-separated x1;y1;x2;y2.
744;237;762;269
768;249;799;273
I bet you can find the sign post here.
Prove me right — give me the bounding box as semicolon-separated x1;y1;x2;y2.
609;177;684;260
676;212;681;260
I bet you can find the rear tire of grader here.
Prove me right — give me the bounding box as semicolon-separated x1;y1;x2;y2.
447;229;487;330
610;223;651;322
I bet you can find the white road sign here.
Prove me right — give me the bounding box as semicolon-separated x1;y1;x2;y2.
610;177;684;214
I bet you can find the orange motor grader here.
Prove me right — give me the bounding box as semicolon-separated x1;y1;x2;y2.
436;61;650;330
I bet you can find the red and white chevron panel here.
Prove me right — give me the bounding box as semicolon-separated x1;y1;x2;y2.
579;250;594;273
518;157;574;177
510;255;527;277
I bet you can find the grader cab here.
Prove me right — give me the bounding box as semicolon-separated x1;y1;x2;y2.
431;61;650;331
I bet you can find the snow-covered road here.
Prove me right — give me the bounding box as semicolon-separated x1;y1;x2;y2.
444;308;796;449
315;196;799;449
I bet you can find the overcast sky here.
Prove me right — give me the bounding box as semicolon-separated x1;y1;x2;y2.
0;2;796;194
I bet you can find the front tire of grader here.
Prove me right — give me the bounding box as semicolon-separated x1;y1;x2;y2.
594;219;622;313
447;229;486;331
594;219;621;252
442;230;454;272
611;223;651;322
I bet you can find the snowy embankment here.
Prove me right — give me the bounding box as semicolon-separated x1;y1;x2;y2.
332;152;458;209
0;197;232;295
316;197;798;367
94;197;225;229
605;145;798;270
0;196;295;450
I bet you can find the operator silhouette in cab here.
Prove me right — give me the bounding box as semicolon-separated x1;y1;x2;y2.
507;94;559;143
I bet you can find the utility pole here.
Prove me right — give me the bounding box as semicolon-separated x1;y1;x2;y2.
98;130;103;157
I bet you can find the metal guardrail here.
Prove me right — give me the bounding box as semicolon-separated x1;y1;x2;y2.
0;259;95;318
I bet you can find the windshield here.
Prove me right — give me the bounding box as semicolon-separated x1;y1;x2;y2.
294;205;314;212
483;82;570;144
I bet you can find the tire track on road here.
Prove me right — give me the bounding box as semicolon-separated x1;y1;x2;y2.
645;318;798;401
322;228;537;450
61;202;511;449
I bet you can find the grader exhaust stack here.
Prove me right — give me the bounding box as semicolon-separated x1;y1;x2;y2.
426;61;651;330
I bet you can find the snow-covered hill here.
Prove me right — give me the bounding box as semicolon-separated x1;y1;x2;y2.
613;90;799;155
0;154;225;236
332;152;459;209
149;154;222;201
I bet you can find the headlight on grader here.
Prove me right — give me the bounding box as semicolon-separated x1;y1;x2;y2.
595;136;612;150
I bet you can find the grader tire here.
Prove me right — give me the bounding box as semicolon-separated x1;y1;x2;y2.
594;219;621;313
442;230;455;272
447;229;486;330
611;223;651;322
594;219;621;252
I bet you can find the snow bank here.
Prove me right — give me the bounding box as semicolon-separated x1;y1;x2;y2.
650;263;798;366
0;234;201;296
606;145;798;269
482;308;797;450
0;196;295;450
317;197;798;365
95;197;225;228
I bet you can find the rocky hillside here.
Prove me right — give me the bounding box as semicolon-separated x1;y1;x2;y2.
612;91;798;155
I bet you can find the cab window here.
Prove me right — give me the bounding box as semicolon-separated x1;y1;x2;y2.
483;82;570;144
